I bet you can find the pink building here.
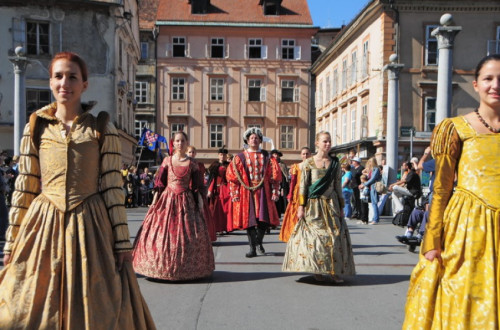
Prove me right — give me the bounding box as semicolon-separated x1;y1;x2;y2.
155;0;317;165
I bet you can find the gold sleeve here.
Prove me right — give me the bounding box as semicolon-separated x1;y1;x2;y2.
99;122;132;252
421;118;462;254
298;160;310;206
4;123;41;253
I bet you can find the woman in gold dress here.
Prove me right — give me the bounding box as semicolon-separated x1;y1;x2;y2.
0;52;155;329
282;132;355;283
403;54;500;329
279;146;311;242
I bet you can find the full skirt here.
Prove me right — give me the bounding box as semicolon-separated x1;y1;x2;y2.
132;188;214;281
0;194;155;329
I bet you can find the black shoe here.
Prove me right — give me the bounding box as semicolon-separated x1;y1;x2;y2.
257;244;265;255
396;235;408;243
246;250;257;258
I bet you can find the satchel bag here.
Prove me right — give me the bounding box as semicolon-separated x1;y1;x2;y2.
374;181;387;194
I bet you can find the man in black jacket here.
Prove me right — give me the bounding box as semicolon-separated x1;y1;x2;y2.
350;157;364;219
389;161;422;214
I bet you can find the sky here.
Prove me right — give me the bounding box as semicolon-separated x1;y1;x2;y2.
308;0;371;28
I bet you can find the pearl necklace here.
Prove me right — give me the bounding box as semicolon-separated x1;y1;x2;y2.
474;109;500;133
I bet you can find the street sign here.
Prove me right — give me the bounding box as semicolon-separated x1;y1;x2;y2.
400;126;414;137
415;131;432;139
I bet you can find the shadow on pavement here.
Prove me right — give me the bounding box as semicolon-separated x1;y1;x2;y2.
352;244;401;249
353;251;404;256
211;270;298;283
296;274;410;286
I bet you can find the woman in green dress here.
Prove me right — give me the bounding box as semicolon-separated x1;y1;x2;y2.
282;131;355;283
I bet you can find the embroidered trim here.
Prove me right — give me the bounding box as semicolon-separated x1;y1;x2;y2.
231;155;265;191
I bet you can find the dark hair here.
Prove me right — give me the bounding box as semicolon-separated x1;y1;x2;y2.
49;52;88;82
173;131;188;141
300;147;310;152
342;163;351;171
405;161;413;170
475;54;500;80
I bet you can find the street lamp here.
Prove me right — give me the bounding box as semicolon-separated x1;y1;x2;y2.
8;46;30;156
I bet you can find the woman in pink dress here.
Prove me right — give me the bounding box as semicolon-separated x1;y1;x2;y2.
132;132;214;280
207;146;231;234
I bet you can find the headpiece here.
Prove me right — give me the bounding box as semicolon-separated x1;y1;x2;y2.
218;145;228;154
242;127;263;144
271;149;283;157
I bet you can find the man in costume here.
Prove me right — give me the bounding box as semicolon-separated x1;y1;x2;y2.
271;149;289;219
226;128;282;257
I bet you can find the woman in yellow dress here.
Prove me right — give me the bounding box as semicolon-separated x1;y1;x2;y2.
0;52;155;329
282;132;355;283
403;54;500;329
279;146;311;242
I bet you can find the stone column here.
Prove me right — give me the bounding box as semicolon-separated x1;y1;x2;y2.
8;47;30;156
432;13;462;125
383;54;404;185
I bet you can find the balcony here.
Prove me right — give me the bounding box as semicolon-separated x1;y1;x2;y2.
277;102;299;118
244;102;264;117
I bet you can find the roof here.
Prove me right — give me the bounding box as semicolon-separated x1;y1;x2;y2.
139;0;160;29
156;0;313;27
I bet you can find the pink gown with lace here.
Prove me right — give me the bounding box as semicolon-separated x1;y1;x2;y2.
132;156;214;280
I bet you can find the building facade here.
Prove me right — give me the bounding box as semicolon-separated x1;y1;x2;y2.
155;0;317;165
311;0;500;164
0;0;140;163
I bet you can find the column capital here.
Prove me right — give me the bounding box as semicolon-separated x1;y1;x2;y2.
9;56;30;72
383;63;404;80
432;26;462;49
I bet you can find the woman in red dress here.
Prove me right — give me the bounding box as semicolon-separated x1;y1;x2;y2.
132;132;214;280
207;147;231;234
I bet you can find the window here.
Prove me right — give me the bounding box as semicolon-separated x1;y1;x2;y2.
425;25;439;65
173;37;186;57
171;77;185;100
316;81;323;108
247;124;261;129
281;80;297;102
281;39;295;60
361;104;368;138
170;123;185;138
332;69;338;97
342;59;347;90
135;81;149;103
26;89;50;116
342;111;347;143
248;79;265;101
211;38;224;58
351;51;357;85
26;21;49;55
140;42;148;60
263;1;279;15
362;41;369;78
248;39;267;59
351;107;356;141
135;120;148;139
210;124;224;148
424;97;436;132
325;76;330;102
280;125;294;149
210;78;224;101
332;117;338;146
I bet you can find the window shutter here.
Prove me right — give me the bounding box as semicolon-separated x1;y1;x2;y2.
244;44;248;59
12;18;26;48
261;45;268;59
260;87;266;102
294;87;299;102
185;42;190;57
276;47;280;60
166;43;172;57
294;46;301;60
205;43;208;58
225;44;230;58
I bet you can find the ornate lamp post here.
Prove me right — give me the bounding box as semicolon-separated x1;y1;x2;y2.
8;46;30;156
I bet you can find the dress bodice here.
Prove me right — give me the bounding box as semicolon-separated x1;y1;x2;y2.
39;113;100;212
166;163;193;194
454;117;500;208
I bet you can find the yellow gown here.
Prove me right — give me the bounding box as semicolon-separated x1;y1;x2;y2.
279;163;301;242
0;103;155;329
404;117;500;329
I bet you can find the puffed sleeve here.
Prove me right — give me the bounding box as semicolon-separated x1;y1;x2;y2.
99;122;133;252
226;157;242;200
153;157;169;194
268;157;282;198
4;123;41;254
421;118;462;254
298;160;311;206
334;163;344;209
287;164;298;200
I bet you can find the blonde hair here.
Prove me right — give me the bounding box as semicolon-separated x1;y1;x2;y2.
366;157;378;171
187;145;196;152
315;131;331;141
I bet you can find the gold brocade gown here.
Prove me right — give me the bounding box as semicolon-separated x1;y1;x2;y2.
404;117;500;329
282;158;355;276
0;103;155;329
